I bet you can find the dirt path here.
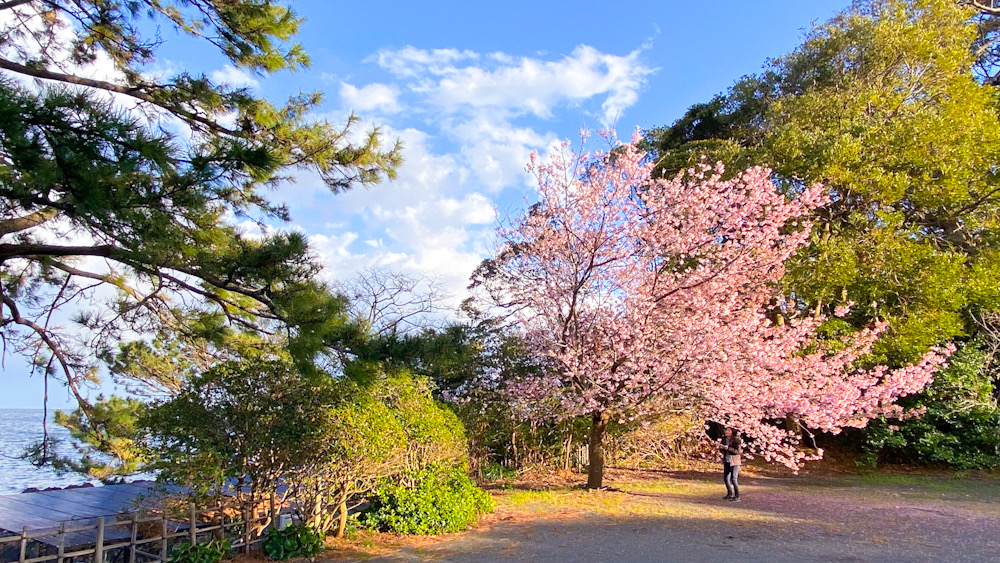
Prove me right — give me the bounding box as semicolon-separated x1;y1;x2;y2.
323;469;1000;562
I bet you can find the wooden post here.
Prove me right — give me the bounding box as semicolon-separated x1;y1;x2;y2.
268;492;277;532
18;526;27;563
188;503;197;546
241;505;250;555
160;513;169;563
94;517;105;563
56;521;65;563
129;513;137;563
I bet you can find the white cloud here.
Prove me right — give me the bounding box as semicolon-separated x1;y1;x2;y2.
371;47;479;78
0;6;123;87
373;44;653;125
291;127;498;310
285;44;654;313
210;65;260;88
339;82;401;114
309;232;360;259
445;113;553;192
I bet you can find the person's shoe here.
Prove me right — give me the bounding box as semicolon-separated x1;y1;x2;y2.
723;494;733;500
729;496;740;502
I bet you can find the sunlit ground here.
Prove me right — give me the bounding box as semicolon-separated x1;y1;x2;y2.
311;465;1000;562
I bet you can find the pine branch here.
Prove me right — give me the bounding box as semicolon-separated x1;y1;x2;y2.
0;57;238;136
0;207;60;236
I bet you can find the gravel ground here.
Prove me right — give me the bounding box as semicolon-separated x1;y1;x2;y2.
324;470;1000;563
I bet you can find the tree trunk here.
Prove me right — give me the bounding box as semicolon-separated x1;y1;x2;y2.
511;428;519;468
586;411;608;489
335;496;348;539
785;414;801;435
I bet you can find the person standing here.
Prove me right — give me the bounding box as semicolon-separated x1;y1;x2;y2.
720;427;742;501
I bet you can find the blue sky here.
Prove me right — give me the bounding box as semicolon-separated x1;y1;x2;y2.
1;0;847;408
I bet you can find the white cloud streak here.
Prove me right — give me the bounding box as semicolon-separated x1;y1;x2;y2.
210;65;260;88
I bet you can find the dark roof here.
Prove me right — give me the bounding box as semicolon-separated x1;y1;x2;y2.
0;481;165;543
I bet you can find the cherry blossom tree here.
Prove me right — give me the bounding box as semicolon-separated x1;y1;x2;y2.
470;132;952;489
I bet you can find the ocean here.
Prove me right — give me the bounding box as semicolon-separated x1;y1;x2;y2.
0;409;99;495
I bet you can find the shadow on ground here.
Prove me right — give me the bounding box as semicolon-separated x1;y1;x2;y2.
323;469;1000;563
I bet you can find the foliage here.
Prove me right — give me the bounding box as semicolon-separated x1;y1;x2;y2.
860;341;1000;469
342;316;563;473
50;395;148;480
21;394;148;480
261;524;323;561
168;540;231;563
360;465;494;535
291;367;468;537
646;0;1000;464
0;0;400;416
135;346;471;539
353;324;491;392
415;323;588;473
471;133;950;488
647;0;998;362
141;354;339;510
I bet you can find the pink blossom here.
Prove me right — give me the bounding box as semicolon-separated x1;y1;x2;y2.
834;302;855;318
472;131;951;473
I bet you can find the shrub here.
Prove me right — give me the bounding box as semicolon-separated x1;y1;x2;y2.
479;461;517;481
293;368;471;537
360;465;494;534
605;413;712;469
860;342;1000;469
168;540;231;563
262;524;323;561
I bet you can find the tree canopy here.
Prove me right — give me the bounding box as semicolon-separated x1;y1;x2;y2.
0;1;401;411
645;0;1000;465
471;134;950;488
648;0;999;362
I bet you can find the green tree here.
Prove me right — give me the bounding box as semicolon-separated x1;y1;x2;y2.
141;354;340;511
646;0;1000;465
51;395;148;479
294;366;468;537
861;339;1000;468
0;1;401;413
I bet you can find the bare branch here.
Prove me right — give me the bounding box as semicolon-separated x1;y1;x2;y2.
0;288;92;416
337;267;450;337
963;0;1000;15
0;0;35;11
0;242;116;260
48;260;141;300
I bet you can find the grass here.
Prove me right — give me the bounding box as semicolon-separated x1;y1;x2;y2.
833;470;1000;503
852;471;969;488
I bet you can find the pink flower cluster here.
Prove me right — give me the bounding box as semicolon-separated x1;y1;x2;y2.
479;131;951;470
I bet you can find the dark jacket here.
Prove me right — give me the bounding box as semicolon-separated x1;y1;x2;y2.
722;436;742;467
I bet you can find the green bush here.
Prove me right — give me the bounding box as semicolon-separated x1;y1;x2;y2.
360;465;494;534
262;524;323;561
861;409;1000;470
860;342;1000;469
480;461;517;481
168;540;231;563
